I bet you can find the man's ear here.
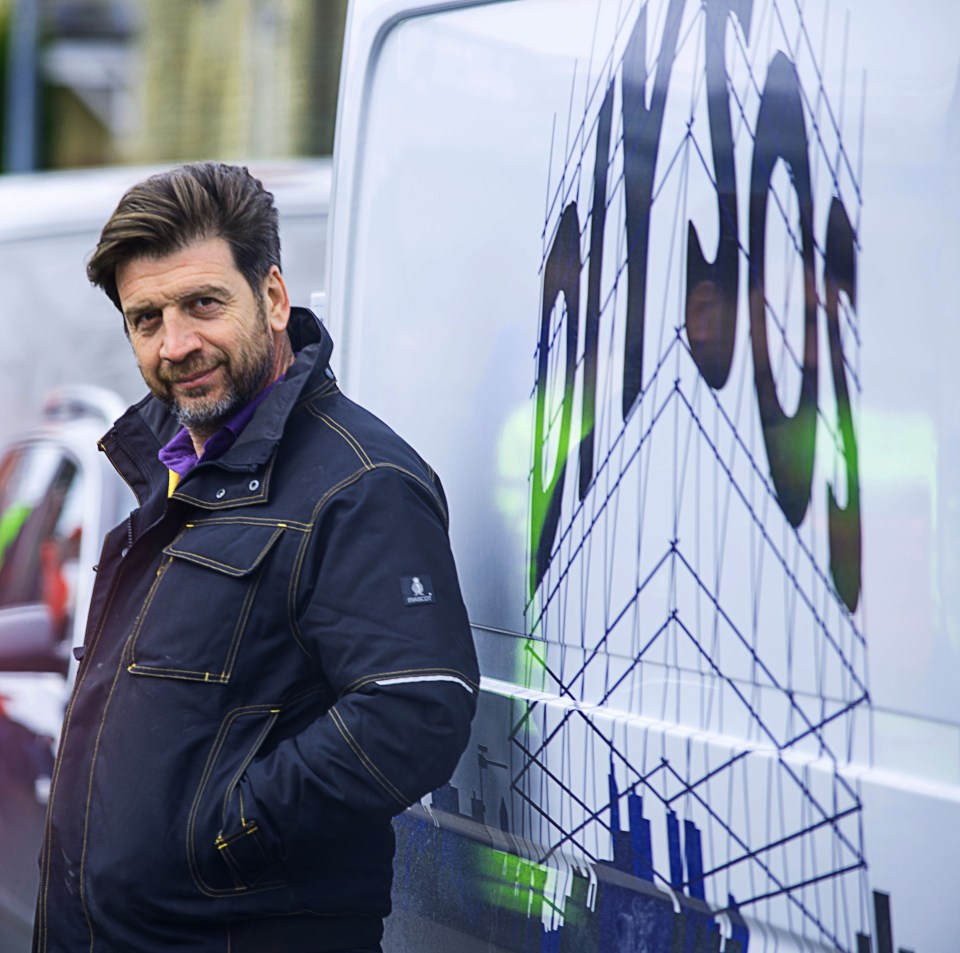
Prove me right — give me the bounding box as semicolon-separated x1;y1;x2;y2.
263;265;291;333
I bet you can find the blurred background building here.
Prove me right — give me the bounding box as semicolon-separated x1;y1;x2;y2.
1;0;348;171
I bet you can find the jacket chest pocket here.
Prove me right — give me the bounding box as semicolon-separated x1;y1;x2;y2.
126;521;288;684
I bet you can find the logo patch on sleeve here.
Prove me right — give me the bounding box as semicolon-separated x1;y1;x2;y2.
401;575;435;606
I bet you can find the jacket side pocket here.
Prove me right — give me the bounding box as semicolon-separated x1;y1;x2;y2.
187;705;284;896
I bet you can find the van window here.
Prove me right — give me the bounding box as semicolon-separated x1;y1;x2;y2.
0;445;85;640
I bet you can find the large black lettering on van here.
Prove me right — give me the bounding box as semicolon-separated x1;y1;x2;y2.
748;51;818;530
684;0;752;389
523;2;873;947
621;0;685;419
530;16;862;612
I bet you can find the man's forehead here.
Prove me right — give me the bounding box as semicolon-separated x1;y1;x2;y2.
116;237;242;304
120;235;236;274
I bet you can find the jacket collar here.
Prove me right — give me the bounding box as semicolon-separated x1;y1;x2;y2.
99;307;333;505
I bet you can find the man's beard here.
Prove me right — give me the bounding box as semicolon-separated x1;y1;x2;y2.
154;299;275;436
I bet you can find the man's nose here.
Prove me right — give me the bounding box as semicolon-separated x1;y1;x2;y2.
158;311;201;362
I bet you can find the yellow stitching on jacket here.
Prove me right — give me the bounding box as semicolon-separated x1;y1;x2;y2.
287;467;371;657
127;556;172;669
328;707;409;807
187;708;249;891
174;515;310;531
166;525;285;577
127;540;270;683
35;548;133;951
173;456;277;508
78;634;136;947
128;572;259;682
220;710;279;825
371;463;447;522
287;521;314;659
128;666;230;683
220;571;264;680
186;706;285;898
288;462;451;660
305;409;445;520
296;381;338;406
307;408;374;469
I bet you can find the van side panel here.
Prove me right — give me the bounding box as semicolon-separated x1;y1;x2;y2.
328;3;960;951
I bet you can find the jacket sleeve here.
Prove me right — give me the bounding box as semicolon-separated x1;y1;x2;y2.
238;464;479;844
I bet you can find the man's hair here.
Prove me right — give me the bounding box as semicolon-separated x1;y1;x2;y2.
87;162;281;312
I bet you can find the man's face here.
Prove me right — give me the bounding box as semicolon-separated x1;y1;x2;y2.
116;237;289;440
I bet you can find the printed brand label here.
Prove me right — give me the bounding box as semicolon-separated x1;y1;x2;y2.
400;575;435;606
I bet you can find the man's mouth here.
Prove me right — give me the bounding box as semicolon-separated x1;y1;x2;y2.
166;364;220;391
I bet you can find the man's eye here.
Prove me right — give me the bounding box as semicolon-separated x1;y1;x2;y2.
194;297;219;311
132;312;160;331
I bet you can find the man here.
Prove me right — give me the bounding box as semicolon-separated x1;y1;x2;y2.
34;162;479;953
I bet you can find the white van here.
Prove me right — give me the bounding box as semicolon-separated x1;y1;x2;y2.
326;2;960;952
0;160;330;949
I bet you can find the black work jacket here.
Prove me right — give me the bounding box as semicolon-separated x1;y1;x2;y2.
34;309;479;952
